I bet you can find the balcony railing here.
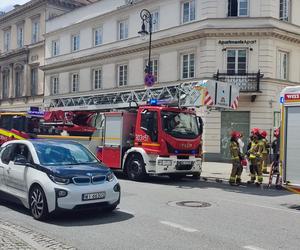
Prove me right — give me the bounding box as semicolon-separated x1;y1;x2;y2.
213;70;263;92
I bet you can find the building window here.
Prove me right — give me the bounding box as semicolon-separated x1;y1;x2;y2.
93;27;103;46
52;40;60;56
17;24;24;48
118;20;128;40
51;76;59;95
3;30;11;52
279;0;290;21
2;71;9;99
15;71;22;97
278;51;288;80
182;0;195;24
93;68;102;89
181;53;195;79
32;19;40;43
31;68;38;96
71;34;80;52
118;64;128;86
228;0;248;17
71;73;79;92
145;59;159;82
227;49;247;74
147;10;159;32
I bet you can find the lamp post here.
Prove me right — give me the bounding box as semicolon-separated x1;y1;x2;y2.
138;9;154;87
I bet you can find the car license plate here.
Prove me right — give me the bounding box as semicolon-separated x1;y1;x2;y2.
82;191;106;201
180;161;192;165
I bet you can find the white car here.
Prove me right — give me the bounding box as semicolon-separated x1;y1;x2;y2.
0;140;120;220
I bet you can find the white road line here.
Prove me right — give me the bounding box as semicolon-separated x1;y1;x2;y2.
243;245;266;250
219;199;300;215
160;221;198;233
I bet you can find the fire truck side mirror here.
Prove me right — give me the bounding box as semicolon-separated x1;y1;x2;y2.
197;116;203;135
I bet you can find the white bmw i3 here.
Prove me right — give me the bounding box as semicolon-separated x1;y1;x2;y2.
0;140;120;220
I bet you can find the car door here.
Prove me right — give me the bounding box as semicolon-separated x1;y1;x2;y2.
3;143;31;194
0;144;15;192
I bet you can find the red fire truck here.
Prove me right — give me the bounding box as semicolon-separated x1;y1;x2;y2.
94;102;203;181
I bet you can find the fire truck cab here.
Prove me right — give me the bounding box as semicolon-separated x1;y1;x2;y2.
96;103;202;181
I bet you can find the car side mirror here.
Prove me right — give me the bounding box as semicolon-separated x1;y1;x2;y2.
14;155;28;165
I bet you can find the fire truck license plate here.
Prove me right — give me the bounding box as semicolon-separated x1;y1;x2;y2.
82;192;106;201
179;161;192;165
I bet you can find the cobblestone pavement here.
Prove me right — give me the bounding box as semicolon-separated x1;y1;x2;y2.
0;219;76;250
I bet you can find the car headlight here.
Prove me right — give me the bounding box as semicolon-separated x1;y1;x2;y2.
49;175;70;185
106;172;115;182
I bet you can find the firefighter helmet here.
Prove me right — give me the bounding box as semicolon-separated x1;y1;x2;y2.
251;127;260;135
261;130;267;138
231;131;240;139
274;128;280;138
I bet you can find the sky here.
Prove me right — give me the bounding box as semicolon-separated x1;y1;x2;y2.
0;0;29;12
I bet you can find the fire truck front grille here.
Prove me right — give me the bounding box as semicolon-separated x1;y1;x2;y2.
167;143;199;155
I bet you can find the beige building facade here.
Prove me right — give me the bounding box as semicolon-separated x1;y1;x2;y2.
0;0;86;111
43;0;300;161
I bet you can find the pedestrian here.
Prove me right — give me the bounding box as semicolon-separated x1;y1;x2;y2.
229;131;243;186
247;131;264;185
237;132;244;155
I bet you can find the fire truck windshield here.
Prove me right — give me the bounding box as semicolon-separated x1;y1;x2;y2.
161;111;200;139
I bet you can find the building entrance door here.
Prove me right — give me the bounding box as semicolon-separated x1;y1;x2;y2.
220;111;250;161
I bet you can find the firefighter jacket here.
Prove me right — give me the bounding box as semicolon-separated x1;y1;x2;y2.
262;138;269;154
248;141;261;160
230;140;240;161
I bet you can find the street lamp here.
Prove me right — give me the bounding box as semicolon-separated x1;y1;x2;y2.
138;9;154;87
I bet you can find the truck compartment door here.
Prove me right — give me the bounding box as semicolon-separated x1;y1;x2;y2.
285;106;300;185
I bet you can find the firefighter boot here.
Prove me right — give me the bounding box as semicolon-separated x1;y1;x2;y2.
236;176;242;186
229;176;237;186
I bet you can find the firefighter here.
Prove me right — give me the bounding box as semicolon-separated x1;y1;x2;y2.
247;131;264;185
271;128;280;174
229;131;243;186
260;130;270;174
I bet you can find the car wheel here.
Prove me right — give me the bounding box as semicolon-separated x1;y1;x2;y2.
126;154;146;181
29;185;49;221
169;174;185;181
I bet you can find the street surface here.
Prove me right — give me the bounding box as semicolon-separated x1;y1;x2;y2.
0;162;299;250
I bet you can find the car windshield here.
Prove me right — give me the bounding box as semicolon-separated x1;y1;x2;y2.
161;111;200;139
32;141;98;166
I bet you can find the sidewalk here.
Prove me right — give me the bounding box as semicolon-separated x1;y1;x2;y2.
201;161;272;185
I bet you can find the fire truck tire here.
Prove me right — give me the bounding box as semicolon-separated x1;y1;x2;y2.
126;154;146;181
168;174;186;181
192;172;201;179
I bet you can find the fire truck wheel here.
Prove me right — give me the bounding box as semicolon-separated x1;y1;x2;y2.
192;172;201;179
168;174;185;181
126;154;146;181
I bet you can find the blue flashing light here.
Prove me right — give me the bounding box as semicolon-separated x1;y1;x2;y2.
175;150;179;154
280;96;284;104
149;98;158;105
191;150;196;154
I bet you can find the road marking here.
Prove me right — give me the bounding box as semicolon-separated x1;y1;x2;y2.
160;221;198;233
219;198;300;215
243;246;266;250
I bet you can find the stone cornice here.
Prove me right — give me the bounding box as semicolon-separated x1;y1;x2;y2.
0;0;82;23
0;48;29;63
41;27;300;71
